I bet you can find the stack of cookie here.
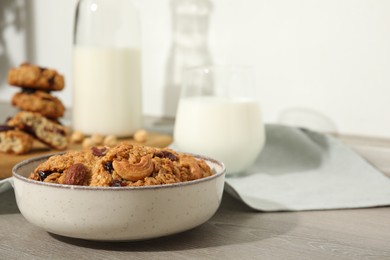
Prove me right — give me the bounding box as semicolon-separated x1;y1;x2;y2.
0;63;69;154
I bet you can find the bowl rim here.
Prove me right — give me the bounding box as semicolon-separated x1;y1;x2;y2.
12;152;226;191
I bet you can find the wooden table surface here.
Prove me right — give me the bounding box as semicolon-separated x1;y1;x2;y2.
1;102;390;259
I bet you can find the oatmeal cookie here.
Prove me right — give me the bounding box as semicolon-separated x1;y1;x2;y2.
29;143;213;187
12;90;65;118
7;111;69;150
8;63;65;91
29;148;100;184
0;125;33;154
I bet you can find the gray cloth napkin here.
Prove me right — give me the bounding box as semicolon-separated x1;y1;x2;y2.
0;178;13;193
225;124;390;211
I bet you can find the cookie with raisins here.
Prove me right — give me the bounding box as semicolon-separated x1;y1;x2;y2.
12;90;65;119
7;111;69;150
8;63;64;91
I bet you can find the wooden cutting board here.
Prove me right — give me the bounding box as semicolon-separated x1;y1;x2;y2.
0;132;172;179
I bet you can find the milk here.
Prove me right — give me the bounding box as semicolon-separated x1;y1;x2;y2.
72;46;142;136
174;96;265;174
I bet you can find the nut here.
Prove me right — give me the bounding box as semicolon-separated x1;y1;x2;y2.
91;133;104;145
64;163;88;185
134;129;148;143
113;155;154;181
82;137;94;148
104;135;118;147
180;156;202;180
70;130;85;143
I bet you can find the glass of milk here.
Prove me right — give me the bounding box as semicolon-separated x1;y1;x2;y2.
173;66;266;175
72;0;142;137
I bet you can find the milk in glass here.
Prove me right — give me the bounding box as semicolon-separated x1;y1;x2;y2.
174;96;265;174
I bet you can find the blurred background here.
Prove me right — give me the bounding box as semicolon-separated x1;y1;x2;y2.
1;0;389;138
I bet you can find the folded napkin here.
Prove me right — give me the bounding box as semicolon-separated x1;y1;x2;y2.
225;124;390;211
0;178;13;193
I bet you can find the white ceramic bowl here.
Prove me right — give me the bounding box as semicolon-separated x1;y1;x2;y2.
12;154;225;241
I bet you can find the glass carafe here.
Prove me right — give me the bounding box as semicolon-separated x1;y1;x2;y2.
73;0;142;137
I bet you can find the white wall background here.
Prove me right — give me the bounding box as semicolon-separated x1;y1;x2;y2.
1;0;389;138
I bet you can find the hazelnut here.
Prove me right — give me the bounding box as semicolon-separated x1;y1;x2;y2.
134;129;148;143
91;133;104;145
104;135;118;147
70;130;85;143
82;137;95;148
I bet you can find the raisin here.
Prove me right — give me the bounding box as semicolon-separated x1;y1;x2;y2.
103;161;114;173
22;125;36;136
21;88;36;94
38;170;53;181
0;125;14;132
111;180;121;187
48;76;55;85
44;126;65;136
111;180;127;187
154;151;178;161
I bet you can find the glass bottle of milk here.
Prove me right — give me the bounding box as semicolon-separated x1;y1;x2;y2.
73;0;142;137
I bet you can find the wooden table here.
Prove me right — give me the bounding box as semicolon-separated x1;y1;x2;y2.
1;102;390;259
